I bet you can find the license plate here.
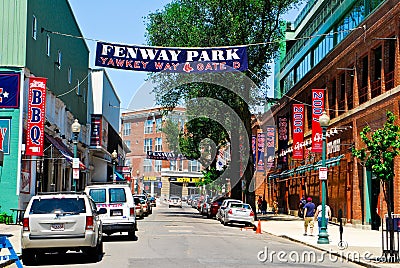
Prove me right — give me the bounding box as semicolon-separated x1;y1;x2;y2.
111;210;122;216
51;223;64;231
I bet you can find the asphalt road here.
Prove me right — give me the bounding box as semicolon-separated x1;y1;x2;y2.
23;201;364;268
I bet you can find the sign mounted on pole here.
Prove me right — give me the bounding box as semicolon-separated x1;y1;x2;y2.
95;42;248;73
26;77;47;156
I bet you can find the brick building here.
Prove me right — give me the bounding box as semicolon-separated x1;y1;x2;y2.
121;107;203;198
255;0;400;229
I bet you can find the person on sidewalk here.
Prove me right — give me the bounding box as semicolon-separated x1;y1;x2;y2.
272;199;278;215
314;202;331;233
303;197;315;236
257;196;262;214
298;195;306;218
261;198;268;215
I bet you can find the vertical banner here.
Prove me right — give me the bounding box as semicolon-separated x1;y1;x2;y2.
266;126;276;169
252;135;256;169
277;116;289;166
90;114;102;147
26;77;47;156
311;89;325;152
292;104;304;160
257;132;265;172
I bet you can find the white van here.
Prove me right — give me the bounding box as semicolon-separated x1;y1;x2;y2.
85;183;136;240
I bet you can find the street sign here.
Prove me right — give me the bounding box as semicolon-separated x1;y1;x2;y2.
158;181;162;188
73;168;79;179
72;158;79;169
319;167;328;180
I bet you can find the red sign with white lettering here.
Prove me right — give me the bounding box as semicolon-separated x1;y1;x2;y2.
292;104;304;159
26;77;47;156
311;89;325;153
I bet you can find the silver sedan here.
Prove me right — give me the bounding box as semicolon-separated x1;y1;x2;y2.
222;203;255;227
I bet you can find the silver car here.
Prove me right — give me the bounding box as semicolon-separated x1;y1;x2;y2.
222;202;255;227
216;199;243;222
21;192;105;265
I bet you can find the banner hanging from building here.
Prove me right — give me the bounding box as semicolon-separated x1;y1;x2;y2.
257;132;265;172
266;126;276;169
0;73;20;108
95;42;248;73
277;116;289;166
292;104;304;160
311;89;325;153
26;77;47;156
252;135;256;169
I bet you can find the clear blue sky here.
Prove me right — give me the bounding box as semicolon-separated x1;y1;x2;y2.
69;0;304;111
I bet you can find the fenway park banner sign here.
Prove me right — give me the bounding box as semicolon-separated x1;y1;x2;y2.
95;42;248;73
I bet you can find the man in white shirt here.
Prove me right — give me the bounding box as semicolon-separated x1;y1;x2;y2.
314;203;331;232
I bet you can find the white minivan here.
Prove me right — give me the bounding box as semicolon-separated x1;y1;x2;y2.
85;183;136;240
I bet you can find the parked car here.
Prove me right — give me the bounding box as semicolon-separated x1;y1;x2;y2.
191;195;201;208
85;183;137;239
221;202;255;227
149;196;156;207
21;192;106;265
134;194;152;215
139;198;149;215
216;199;243;222
133;196;144;218
207;195;230;219
200;196;212;216
168;196;182;208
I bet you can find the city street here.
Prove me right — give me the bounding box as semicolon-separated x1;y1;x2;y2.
21;201;364;268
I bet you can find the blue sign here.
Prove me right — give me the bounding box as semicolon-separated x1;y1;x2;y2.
0;73;20;108
95;42;248;73
158;181;162;189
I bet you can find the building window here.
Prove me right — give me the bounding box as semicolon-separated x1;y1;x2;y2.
144;159;152;172
155;138;162;151
56;50;62;69
155;118;163;132
123;123;131;136
170;160;177;171
144;119;153;134
68;67;72;84
189;160;200;172
32;15;37;40
76;79;81;95
46;34;51;56
178;160;183;171
144;138;152;153
155;160;162;172
124;140;131;149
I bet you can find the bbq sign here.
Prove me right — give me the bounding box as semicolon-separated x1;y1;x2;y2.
95;42;248;73
26;77;47;156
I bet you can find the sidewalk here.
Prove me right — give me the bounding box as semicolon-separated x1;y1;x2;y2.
0;224;21;267
258;213;400;268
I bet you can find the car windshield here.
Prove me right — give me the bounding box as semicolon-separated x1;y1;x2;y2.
30;198;86;214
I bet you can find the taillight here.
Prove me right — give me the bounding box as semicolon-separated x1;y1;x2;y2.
135;205;141;209
143;204;147;208
250;211;254;216
228;209;233;214
203;204;206;208
212;202;218;207
130;208;135;217
23;218;29;231
86;216;94;230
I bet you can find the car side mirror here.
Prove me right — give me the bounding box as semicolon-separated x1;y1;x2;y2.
98;208;107;214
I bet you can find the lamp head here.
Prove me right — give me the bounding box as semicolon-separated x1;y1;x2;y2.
71;119;81;134
319;111;330;127
111;150;118;160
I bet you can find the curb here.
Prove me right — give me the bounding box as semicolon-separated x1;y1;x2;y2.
262;230;384;268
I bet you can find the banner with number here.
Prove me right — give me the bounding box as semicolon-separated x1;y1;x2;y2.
257;133;266;171
277;116;289;166
292;104;304;160
26;77;47;156
311;89;325;152
266;126;276;169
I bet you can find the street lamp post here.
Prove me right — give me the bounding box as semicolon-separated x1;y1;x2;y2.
318;111;330;244
71;119;81;192
111;150;118;183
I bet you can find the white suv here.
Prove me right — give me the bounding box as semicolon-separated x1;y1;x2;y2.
85;183;136;239
21;192;105;265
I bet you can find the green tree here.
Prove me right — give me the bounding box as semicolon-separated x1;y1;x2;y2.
145;0;301;211
352;111;400;261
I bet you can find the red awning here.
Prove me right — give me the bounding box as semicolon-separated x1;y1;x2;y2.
45;133;87;170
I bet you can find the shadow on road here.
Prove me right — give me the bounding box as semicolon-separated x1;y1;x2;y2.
102;234;138;242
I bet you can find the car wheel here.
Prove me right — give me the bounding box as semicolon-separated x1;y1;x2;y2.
169;205;171;208
86;241;102;263
128;229;136;240
223;220;228;226
22;248;37;266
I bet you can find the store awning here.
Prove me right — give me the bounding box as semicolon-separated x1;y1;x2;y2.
45;133;87;170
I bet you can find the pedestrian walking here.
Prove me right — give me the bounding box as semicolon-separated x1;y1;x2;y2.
272;199;278;215
261;198;268;215
298;195;306;218
303;197;315;236
257;196;262;214
314;203;331;233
